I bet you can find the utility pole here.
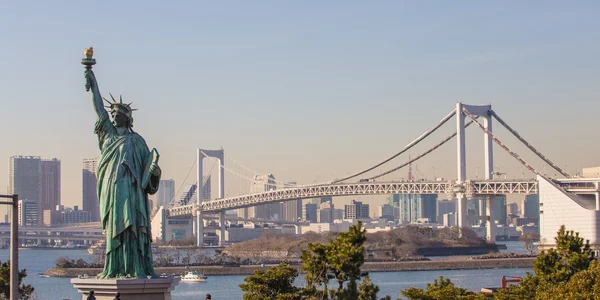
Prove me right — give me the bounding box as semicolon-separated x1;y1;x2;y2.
0;194;18;300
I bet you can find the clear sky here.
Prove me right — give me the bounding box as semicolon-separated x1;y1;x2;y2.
0;1;599;208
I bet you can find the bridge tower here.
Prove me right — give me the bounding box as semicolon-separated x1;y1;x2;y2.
456;103;496;241
195;148;226;246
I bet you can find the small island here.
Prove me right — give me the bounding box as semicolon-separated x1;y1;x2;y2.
45;226;534;278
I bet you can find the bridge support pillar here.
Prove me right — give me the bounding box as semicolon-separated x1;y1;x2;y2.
595;182;600;210
457;194;467;229
196;211;204;247
478;199;486;225
219;211;226;246
486;196;496;242
456;103;468;230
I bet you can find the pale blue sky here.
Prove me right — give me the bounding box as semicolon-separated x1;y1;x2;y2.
1;2;599;207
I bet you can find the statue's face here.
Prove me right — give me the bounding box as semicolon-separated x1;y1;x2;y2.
114;113;129;128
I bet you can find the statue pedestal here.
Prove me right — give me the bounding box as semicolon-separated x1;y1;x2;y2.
71;278;179;300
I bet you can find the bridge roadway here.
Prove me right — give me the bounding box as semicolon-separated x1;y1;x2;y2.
167;178;600;217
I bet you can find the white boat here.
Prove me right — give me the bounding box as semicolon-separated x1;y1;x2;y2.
88;241;106;255
180;271;207;283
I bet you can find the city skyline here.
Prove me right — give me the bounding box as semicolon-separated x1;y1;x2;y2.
1;2;599;208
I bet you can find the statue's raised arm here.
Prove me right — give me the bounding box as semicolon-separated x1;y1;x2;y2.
82;47;108;119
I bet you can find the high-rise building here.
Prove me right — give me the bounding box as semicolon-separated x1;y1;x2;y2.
507;202;519;216
201;176;211;201
437;200;456;223
82;158;100;222
41;158;61;223
361;204;370;219
334;209;344;220
396;194;438;224
524;194;539;219
156;179;175;208
281;182;302;221
18;199;38;226
377;204;395;221
318;201;334;223
344;200;369;219
303;203;318;223
10;156;42;225
492;195;507;225
250;174;279;219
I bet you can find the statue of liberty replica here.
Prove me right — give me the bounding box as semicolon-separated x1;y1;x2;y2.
82;47;160;279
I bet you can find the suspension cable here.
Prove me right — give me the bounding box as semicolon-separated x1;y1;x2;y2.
167;157;198;208
226;156;301;186
490;110;569;178
463;109;543;177
333;108;457;183
368;119;475;180
200;150;280;189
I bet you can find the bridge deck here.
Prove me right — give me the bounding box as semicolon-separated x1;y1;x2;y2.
167;179;600;217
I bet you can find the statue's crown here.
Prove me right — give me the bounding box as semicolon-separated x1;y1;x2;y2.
103;93;137;119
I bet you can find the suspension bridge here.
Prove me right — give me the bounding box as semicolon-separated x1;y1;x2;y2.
153;103;600;248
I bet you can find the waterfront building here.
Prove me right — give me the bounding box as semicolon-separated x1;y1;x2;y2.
156;179;175;208
41;158;61;224
10;156;42;225
395;194;437;224
18;199;38;226
303;203;318;222
82;158;100;222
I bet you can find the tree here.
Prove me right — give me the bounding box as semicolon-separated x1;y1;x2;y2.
301;221;376;299
520;232;540;255
0;260;34;300
493;225;595;299
239;261;300;300
241;222;386;299
357;276;379;300
401;276;488;300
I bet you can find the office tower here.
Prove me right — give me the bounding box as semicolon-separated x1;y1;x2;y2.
524;194;539;219
18;199;38;226
396;194;438;224
303;203;318;222
507;202;519;216
318;201;334;223
361;203;370;219
82;158;100;222
279;182;301;221
437;200;456;223
334;209;344;220
345;200;369;219
41;158;61;224
156;179;176;208
344;203;357;219
282;199;302;221
377;204;395;221
201;176;211;201
10;156;42;225
250;174;279;219
492;195;508;225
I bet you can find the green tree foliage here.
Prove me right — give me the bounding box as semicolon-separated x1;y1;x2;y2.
495;225;595;299
403;225;597;300
401;276;489;300
535;260;600;300
241;222;387;299
357;276;380;300
239;261;300;300
0;260;34;299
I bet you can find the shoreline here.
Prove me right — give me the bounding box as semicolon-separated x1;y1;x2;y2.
44;257;534;278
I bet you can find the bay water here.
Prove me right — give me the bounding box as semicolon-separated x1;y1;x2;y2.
0;241;531;299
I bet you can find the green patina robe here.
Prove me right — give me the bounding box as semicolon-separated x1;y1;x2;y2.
94;113;159;279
